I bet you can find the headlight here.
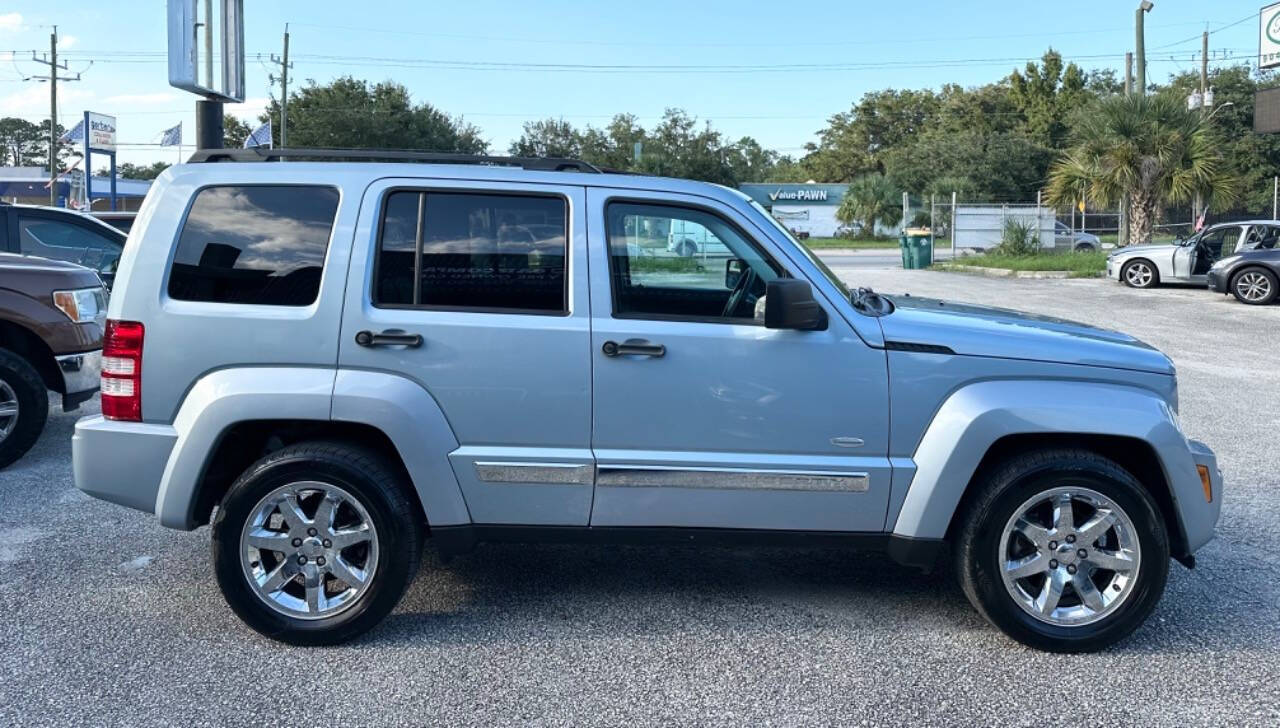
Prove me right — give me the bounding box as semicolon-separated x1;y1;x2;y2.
1210;255;1241;271
52;287;106;323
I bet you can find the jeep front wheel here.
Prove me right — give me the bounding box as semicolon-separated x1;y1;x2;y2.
954;449;1169;653
211;442;423;645
0;348;49;470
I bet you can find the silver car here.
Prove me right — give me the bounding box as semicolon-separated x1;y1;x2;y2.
1106;220;1280;288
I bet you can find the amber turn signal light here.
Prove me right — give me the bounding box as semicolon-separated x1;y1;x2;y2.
1197;465;1213;503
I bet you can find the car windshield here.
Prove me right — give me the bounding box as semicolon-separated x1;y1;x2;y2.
748;200;851;299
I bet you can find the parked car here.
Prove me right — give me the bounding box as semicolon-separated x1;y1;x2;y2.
1106;220;1277;289
1206;234;1280;305
73;148;1220;652
90;210;139;234
1055;221;1102;251
0;202;128;288
0;253;105;468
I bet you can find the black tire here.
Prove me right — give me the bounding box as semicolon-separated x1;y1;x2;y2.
954;449;1169;653
1120;259;1159;288
1074;242;1096;252
1229;266;1278;305
211;441;424;645
0;348;49;470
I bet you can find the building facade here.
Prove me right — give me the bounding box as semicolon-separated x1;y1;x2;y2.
738;183;849;238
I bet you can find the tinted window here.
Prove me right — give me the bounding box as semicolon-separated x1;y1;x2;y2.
375;191;567;313
605;202;780;322
17;215;122;273
168;186;339;306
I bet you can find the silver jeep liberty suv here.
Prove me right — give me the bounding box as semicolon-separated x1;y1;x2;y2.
73;148;1221;652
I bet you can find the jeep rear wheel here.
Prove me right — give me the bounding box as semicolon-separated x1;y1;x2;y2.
0;348;48;470
211;442;423;645
954;449;1169;653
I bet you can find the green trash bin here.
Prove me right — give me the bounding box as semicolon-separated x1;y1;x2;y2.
899;230;934;269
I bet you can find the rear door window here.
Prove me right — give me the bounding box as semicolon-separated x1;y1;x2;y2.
167;185;340;306
374;191;568;313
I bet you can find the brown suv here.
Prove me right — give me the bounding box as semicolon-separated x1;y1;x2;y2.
0;253;105;468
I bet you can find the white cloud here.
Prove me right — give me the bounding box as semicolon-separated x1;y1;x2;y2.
104;92;178;106
58;34;77;49
0;51;12;63
226;96;271;117
0;13;21;32
0;84;94;117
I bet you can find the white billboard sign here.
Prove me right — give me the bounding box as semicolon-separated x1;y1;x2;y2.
87;112;116;152
1261;2;1280;69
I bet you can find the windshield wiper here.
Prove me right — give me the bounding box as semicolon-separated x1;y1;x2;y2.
851;287;893;316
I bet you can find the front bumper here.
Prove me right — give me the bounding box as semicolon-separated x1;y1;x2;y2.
1206;268;1229;293
1182;438;1223;554
73;415;177;515
1106;259;1121;281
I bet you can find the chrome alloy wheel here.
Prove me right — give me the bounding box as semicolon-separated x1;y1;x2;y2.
1124;261;1154;287
1235;271;1273;302
0;379;18;444
998;486;1141;627
239;481;380;620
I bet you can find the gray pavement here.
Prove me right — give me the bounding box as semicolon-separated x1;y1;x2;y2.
3;270;1280;726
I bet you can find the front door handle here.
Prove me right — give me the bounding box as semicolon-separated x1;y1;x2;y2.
602;339;665;358
355;330;424;348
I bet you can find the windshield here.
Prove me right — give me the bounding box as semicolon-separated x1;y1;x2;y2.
748;200;851;299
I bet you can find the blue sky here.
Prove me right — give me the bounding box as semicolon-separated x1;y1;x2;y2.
0;1;1266;167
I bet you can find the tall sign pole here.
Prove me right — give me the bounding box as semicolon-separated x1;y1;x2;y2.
169;1;245;151
1135;2;1153;96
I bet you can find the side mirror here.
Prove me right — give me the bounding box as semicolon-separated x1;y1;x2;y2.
725;258;746;289
764;279;827;331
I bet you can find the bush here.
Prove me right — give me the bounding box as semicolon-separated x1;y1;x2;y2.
994;217;1040;256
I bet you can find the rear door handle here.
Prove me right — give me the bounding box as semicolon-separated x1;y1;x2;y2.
355;330;423;348
602;339;665;358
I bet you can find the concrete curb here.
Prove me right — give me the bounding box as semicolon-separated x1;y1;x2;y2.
935;264;1101;279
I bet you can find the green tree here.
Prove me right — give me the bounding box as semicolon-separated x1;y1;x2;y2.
1008;49;1089;149
114;161;170;180
836;174;903;237
801;89;941;182
0;117;45;166
508;118;584;158
1047;94;1237;244
223;113;253;149
263;77;487;153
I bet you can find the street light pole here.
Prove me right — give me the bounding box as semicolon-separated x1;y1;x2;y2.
1135;1;1153;95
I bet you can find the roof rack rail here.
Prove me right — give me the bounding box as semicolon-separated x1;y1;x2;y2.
186;147;603;173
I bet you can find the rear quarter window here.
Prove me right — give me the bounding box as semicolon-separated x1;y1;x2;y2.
167;185;340;306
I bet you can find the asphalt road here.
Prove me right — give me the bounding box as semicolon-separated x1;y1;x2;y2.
3;270;1279;726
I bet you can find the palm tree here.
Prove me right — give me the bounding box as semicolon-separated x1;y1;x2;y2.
1046;93;1236;245
837;174;902;238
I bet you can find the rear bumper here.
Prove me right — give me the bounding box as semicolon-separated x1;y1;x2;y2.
73;414;176;515
1206;269;1229;293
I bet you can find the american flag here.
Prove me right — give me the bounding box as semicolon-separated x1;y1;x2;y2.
58;119;85;144
244;121;273;149
160;122;183;147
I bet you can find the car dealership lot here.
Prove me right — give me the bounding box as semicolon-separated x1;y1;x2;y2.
2;270;1279;726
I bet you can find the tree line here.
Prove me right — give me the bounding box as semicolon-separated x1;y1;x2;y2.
5;48;1276;228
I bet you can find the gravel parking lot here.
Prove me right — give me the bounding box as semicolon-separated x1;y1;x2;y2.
3;269;1279;726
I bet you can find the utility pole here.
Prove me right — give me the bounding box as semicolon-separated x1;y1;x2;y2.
1135;1;1153;95
1193;30;1208;229
27;26;82;206
270;24;293;148
1120;52;1133;245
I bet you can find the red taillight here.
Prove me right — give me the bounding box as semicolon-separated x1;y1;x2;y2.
101;319;143;421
